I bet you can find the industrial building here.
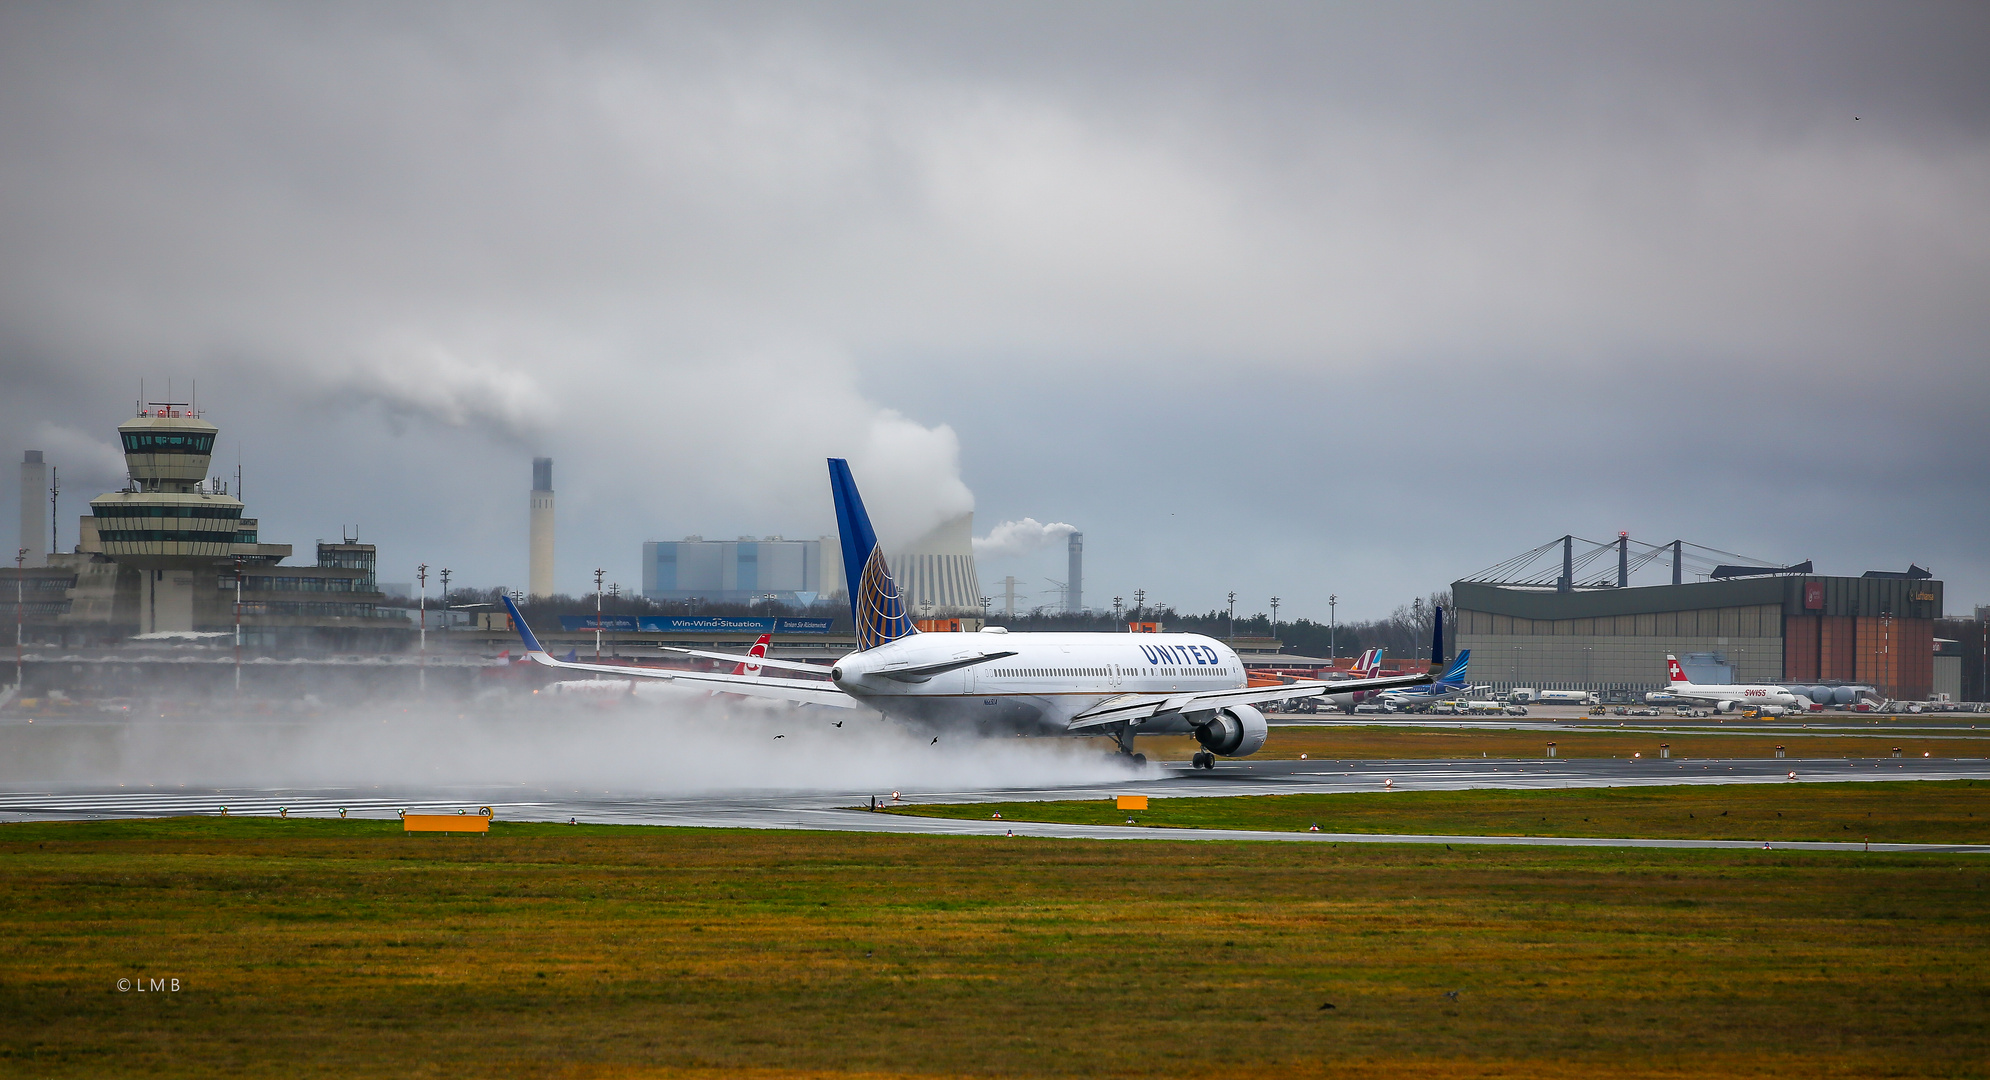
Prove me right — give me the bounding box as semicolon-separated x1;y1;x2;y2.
642;510;984;615
529;456;555;598
1453;535;1946;701
3;403;403;651
642;535;837;607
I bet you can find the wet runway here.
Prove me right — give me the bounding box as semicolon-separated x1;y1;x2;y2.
4;754;1988;853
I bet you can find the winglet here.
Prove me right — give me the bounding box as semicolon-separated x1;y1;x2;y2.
500;594;547;655
827;458;917;651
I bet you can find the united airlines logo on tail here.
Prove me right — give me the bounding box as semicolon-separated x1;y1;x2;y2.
855;543;915;651
828;457;919;652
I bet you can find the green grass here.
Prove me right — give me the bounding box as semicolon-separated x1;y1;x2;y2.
2;816;1987;1078
887;779;1990;845
1141;725;1990;760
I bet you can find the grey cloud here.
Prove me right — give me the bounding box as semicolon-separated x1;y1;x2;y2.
1;2;1984;612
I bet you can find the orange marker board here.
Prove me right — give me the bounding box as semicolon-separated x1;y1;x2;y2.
1116;796;1148;811
403;814;489;833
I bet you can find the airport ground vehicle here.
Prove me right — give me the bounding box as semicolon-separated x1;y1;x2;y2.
1538;690;1601;706
1673;705;1708;718
1509;688;1537;704
1504;704;1528;716
1353;702;1383;714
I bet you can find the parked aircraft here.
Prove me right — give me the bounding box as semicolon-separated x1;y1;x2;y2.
502;459;1433;766
1650;654;1803;714
1375;650;1483;710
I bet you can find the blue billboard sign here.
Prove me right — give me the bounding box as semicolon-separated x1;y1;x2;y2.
558;615;643;632
557;615;836;635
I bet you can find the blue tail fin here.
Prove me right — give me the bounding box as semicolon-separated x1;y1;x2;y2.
828;458;917;651
500;594;545;654
1431;605;1445;665
1441;649;1470;686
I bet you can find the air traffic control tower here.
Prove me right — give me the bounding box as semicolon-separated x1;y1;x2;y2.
88;403;247;633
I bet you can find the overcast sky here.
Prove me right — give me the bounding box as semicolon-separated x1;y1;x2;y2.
2;1;1985;620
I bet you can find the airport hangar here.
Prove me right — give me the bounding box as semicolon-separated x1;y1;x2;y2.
1451;538;1943;701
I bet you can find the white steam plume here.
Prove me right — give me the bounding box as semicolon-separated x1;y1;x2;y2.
974;517;1077;559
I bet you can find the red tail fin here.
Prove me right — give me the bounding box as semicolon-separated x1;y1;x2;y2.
732;633;773;676
1666;655;1689;684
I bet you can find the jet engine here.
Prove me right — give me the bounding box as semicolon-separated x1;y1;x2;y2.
1194;705;1268;758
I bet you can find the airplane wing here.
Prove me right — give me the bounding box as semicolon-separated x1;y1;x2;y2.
663;647;834;676
1066;671;1434;731
500;596;860;709
866;651;1018;683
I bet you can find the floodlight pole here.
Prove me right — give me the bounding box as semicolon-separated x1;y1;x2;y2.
233;556;243;693
438;568;451;633
1270;597;1281;648
417;563;428;694
1329;594;1337;660
1227;591;1236;641
593;568;605;660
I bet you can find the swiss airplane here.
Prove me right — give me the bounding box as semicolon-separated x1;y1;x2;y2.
1659;654;1803;714
501;459;1433;767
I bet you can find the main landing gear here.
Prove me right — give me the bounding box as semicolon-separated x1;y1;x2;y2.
1115;727;1148;767
1190;751;1217;770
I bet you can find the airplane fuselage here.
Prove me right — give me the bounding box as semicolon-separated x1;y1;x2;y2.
1667;683;1800;710
829;630;1244;734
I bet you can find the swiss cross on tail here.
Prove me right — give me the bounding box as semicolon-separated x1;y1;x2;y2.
731;633;772;677
1667;655;1689;684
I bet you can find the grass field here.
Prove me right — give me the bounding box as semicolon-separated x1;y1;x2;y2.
886;779;1990;844
1143;725;1990;761
3;815;1988;1078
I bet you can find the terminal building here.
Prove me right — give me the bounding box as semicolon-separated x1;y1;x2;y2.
1452;536;1946;701
3;403;403;651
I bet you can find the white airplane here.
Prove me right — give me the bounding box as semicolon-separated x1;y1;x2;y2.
1317;648;1385;712
501;458;1433;768
541;633;773;703
1652;654;1803;714
1375;650;1491;710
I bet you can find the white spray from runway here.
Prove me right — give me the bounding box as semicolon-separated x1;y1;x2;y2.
1;689;1153;796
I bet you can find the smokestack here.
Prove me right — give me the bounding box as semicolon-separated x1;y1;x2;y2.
1066;531;1083;613
19;450;47;567
529;457;554;598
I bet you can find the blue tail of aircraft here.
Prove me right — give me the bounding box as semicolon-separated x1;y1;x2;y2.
828;458;917;651
1438;649;1471;687
500;594;545;653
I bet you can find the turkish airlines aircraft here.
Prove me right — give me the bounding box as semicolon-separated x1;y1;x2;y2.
541;633;773;703
1660;654;1803;714
502;459;1432;767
